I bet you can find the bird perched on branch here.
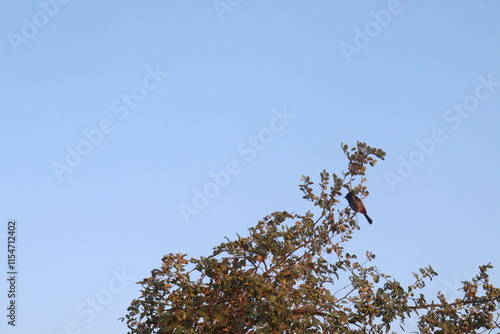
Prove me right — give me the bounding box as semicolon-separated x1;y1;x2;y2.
344;191;373;224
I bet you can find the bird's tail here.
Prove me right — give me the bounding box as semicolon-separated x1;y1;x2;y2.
363;213;373;225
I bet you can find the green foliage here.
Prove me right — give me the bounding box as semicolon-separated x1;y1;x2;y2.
120;142;500;333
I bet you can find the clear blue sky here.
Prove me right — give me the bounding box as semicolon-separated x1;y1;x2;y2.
1;1;499;333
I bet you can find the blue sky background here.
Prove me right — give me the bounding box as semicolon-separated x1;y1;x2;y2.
1;1;500;333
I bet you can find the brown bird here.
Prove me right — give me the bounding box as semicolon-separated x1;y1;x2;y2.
344;191;373;224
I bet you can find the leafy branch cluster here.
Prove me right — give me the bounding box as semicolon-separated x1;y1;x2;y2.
121;142;500;334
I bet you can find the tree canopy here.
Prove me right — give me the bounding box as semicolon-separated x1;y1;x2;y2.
121;142;500;333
